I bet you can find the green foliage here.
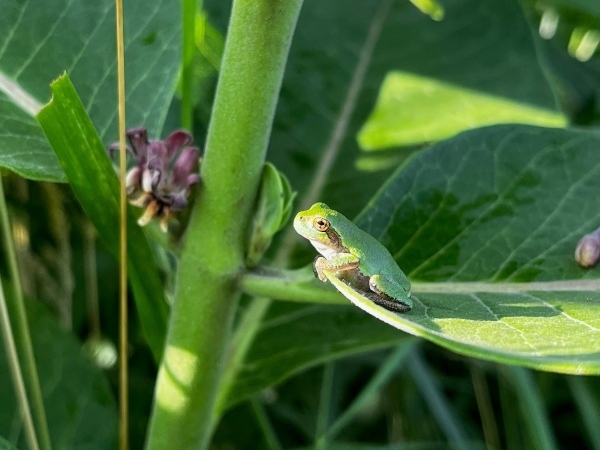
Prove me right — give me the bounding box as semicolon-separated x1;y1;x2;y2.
36;75;168;361
0;301;117;449
2;0;600;447
0;436;18;450
247;163;296;267
0;0;180;181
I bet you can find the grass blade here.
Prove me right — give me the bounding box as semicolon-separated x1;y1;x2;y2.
568;377;600;450
407;350;471;449
325;342;416;442
250;397;283;450
505;367;558;450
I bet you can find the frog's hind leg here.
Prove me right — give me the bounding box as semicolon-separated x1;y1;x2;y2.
363;291;411;312
368;274;412;313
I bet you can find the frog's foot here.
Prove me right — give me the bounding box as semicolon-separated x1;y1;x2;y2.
363;291;412;313
313;256;329;282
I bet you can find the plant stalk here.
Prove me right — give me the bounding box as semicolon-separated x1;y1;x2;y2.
114;0;129;445
0;277;39;450
241;268;600;302
0;179;51;450
146;1;304;447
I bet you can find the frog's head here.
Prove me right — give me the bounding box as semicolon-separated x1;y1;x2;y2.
293;202;341;248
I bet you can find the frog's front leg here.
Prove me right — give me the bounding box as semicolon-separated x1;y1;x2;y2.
313;253;359;283
369;274;413;312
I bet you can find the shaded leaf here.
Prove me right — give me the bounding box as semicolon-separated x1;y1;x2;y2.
0;0;180;181
357;125;600;283
223;302;414;409
37;74;168;361
0;301;116;449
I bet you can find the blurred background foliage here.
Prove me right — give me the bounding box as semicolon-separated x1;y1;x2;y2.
2;0;600;448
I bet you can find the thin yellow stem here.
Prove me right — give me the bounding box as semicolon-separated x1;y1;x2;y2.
115;0;128;447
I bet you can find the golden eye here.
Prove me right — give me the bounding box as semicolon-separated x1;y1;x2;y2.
313;217;330;232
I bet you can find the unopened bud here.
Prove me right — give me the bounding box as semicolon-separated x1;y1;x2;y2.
575;230;600;267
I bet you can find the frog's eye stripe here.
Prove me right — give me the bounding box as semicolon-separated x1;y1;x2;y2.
313;217;330;232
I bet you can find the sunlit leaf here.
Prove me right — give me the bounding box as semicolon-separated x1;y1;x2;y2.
358;72;566;150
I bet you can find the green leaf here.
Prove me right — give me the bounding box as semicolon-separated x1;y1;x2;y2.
0;0;180;181
247;163;297;267
36;74;168;361
246;125;600;375
0;301;116;449
358;72;566;150
223;302;414;409
345;124;600;373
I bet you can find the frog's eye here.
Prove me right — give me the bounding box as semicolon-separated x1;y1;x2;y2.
313;217;330;232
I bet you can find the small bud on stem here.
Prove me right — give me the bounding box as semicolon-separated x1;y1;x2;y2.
575;227;600;267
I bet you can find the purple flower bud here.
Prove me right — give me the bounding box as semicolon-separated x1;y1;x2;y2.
575;230;600;267
108;127;202;231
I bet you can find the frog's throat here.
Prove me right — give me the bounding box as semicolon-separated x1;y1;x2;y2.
310;228;348;260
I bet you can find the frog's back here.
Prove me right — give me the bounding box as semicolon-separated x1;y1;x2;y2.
332;214;410;291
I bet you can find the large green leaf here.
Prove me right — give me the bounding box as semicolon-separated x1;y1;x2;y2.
345;124;600;373
0;301;116;449
37;74;168;361
0;0;180;181
223;302;414;409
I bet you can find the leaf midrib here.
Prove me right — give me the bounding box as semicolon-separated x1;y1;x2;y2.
0;72;42;116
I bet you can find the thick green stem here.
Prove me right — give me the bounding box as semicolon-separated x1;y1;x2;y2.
241;268;600;302
0;179;51;450
146;1;303;448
